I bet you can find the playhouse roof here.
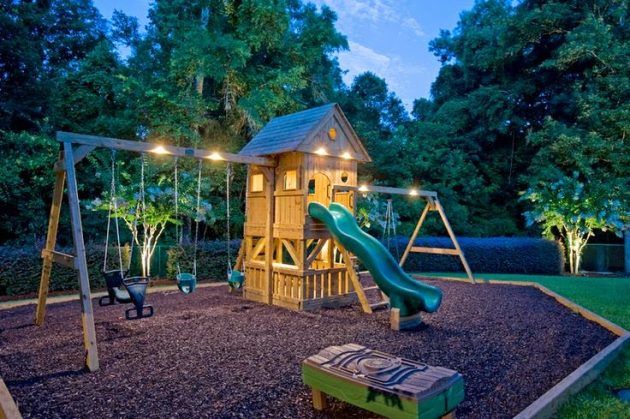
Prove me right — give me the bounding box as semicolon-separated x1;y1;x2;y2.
238;103;371;162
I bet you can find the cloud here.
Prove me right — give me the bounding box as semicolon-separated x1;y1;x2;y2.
339;41;426;108
314;0;425;37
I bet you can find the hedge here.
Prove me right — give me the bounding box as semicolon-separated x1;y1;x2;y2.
394;236;563;275
0;240;241;297
0;237;562;297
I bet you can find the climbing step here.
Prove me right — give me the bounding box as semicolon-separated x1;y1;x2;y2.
363;286;380;291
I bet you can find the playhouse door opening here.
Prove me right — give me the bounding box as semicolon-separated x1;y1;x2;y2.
308;172;331;207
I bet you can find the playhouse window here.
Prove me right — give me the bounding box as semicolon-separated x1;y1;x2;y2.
308;179;316;194
284;170;297;190
251;173;264;192
340;171;349;183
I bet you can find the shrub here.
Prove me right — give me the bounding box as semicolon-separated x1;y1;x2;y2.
395;236;563;275
0;240;241;297
166;240;242;281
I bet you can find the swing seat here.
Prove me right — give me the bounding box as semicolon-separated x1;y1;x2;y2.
99;270;131;306
228;270;244;290
122;277;154;320
176;272;197;294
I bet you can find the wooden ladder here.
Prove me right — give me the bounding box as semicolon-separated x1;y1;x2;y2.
337;244;389;314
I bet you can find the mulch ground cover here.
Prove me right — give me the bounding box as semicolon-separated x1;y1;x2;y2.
0;279;616;418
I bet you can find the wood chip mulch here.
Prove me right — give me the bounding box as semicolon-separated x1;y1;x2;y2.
0;279;616;418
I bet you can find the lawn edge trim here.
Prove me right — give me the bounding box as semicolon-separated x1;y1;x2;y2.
0;375;21;419
0;281;229;311
416;274;629;419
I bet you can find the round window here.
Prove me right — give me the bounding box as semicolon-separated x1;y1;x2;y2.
340;172;349;183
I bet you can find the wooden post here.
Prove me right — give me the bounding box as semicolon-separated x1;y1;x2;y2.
35;161;66;326
63;142;99;372
262;167;275;304
337;244;372;313
311;388;328;410
0;376;21;419
399;201;431;267
434;199;475;284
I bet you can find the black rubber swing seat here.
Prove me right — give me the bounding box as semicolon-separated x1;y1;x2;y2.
122;276;154;320
99;270;131;306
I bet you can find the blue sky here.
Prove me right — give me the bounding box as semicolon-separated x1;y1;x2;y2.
94;0;473;110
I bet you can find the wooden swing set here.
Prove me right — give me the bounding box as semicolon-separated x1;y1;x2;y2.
35;131;272;372
36;104;473;371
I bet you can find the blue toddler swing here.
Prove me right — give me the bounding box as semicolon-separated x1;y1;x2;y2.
225;163;245;291
173;158;202;294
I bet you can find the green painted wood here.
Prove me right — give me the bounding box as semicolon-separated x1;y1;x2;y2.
302;344;464;419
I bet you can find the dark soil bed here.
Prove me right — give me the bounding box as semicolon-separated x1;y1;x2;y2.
0;279;616;418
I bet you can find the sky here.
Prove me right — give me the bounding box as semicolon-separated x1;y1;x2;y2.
94;0;474;110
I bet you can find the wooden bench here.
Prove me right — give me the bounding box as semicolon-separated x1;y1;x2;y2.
302;344;464;418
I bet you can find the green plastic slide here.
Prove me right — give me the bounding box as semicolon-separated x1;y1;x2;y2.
308;202;442;317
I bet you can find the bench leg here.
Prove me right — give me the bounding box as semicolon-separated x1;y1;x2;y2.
312;388;328;410
441;410;456;419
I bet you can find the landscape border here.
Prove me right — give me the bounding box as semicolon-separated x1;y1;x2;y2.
1;278;628;419
420;275;629;419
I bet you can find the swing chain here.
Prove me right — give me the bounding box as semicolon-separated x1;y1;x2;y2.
226;163;233;276
192;158;203;277
104;150;124;274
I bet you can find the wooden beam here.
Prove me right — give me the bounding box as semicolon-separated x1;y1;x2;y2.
337;244;372;313
233;240;245;272
250;237;267;260
399;202;431;267
53;144;96;171
335;184;437;198
281;239;300;267
434;199;475;283
305;239;328;267
410;246;459;256
264;169;275;304
63;143;99;372
57;131;276;167
35;166;66;326
0;376;21;419
41;249;76;268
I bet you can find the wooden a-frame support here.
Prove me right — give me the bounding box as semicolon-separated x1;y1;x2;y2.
35;142;100;371
399;197;475;283
35;132;277;372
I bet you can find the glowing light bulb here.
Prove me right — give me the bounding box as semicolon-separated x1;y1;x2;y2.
207;152;224;161
358;185;369;192
409;189;419;196
150;145;169;155
341;151;352;160
315;147;327;156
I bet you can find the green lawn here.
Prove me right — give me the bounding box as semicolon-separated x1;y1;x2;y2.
418;272;630;418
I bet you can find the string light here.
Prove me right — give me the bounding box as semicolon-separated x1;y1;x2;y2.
150;145;169;155
409;189;419;196
315;147;328;156
358;185;369;192
207;152;224;161
341;151;352;160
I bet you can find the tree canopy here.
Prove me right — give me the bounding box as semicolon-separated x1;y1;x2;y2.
0;0;627;273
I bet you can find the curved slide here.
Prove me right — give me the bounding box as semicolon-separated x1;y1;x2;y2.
308;202;442;317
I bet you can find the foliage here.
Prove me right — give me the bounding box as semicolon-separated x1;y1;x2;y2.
402;236;563;275
522;173;627;273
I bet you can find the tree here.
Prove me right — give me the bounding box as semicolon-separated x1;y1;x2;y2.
522;173;627;274
89;174;213;277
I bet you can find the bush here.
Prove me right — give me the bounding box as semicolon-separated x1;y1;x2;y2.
166;240;242;281
0;240;241;297
395;236;563;275
0;245;109;296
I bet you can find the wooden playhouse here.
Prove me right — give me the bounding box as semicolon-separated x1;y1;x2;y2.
237;103;371;311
